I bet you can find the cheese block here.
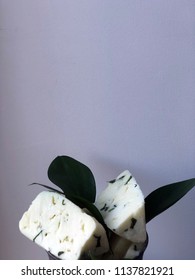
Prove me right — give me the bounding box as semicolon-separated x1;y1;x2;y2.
124;241;146;259
103;234;131;259
19;191;109;259
95;170;146;242
103;234;146;260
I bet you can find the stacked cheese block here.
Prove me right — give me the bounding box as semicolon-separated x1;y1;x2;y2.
95;170;147;259
19;170;146;259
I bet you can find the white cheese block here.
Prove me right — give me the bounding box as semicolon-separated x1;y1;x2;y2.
103;234;145;260
103;234;131;259
19;191;109;259
124;241;146;259
95;170;146;242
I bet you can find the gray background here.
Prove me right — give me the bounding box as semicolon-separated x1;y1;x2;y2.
0;0;194;259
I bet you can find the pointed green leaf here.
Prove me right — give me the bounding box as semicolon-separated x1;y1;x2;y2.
29;183;63;195
47;156;96;203
145;178;195;223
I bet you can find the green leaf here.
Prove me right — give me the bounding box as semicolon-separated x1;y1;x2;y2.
145;178;195;223
29;183;63;195
47;156;96;203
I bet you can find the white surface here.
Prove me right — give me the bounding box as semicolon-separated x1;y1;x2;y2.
0;0;194;259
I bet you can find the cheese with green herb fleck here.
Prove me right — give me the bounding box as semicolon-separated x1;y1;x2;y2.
19;191;109;259
103;234;146;259
124;240;146;259
103;234;131;259
95;170;146;242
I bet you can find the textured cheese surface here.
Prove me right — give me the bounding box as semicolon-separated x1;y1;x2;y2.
19;191;109;259
105;234;145;260
104;234;132;259
124;241;146;259
95;170;146;242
